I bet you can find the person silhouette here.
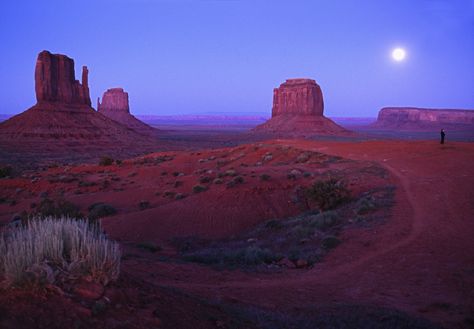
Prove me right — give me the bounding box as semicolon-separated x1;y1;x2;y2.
440;129;446;144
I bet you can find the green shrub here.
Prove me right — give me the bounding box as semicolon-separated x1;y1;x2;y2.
355;196;377;214
306;178;351;210
308;211;341;230
137;241;161;253
321;235;341;249
35;198;83;219
88;203;117;220
0;217;120;287
99;156;114;166
0;165;13;178
260;174;271;181
199;176;211;184
139;200;150;210
192;185;208;193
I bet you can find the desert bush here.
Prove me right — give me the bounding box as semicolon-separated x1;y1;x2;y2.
0;217;120;287
306;178;351;210
137;241;161;253
99;156;114;166
355;196;377;214
321;235;341;249
308;211;341;230
35;198;83;219
139;200;150;210
260;174;271;181
0;165;13;178
199;176;211;184
185;246;280;266
88;203;117;220
192;185;208;193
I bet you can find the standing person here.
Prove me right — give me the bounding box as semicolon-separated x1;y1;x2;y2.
440;129;446;144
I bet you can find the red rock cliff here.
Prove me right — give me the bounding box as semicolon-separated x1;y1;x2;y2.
272;79;324;117
253;78;348;136
375;107;474;129
35;50;91;106
97;88;130;113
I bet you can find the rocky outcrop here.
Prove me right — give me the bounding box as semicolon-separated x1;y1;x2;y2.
97;88;155;135
35;50;91;106
253;78;348;136
97;88;129;113
0;51;158;165
374;107;474;129
272;79;324;117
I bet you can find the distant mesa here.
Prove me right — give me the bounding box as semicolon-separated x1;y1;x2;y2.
0;50;156;164
253;78;348;135
97;88;156;135
374;107;474;129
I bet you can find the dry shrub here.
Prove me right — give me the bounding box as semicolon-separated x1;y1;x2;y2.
306;178;351;210
0;217;120;287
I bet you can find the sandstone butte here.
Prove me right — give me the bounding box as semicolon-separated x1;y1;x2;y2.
253;78;348;135
0;50;156;160
97;88;156;135
374;107;474;129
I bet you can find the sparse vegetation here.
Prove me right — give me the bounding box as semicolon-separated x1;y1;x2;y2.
0;165;13;178
0;217;120;287
137;241;161;253
35;198;84;219
88;202;117;220
306;178;351;210
192;185;208;193
199;176;211;183
99;156;114;166
260;173;271;181
139;200;150;210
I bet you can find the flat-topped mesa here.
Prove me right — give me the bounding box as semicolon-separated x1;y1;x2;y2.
97;88;130;113
35;50;91;106
375;107;474;129
272;78;324;117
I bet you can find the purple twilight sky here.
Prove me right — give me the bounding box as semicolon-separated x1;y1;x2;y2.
0;0;473;117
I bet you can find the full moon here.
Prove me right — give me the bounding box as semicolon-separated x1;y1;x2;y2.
392;48;406;61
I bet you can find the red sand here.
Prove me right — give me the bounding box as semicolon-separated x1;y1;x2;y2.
0;139;473;328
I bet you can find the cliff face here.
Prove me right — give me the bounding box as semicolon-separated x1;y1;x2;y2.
375;107;474;129
97;88;156;135
97;88;129;113
35;50;91;106
253;78;348;136
272;79;324;117
0;51;157;164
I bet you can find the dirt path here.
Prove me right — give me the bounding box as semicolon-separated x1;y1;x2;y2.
132;140;474;328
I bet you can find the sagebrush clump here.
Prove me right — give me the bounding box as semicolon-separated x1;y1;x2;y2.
0;217;120;287
306;178;351;210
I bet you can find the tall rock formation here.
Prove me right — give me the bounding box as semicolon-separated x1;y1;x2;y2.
272;79;324;117
97;88;155;135
253;78;348;136
35;50;91;106
0;51;157;166
374;107;474;129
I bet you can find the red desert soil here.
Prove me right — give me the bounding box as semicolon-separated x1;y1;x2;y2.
0;140;473;328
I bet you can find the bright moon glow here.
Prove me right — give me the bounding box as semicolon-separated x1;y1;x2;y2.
392;48;406;61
